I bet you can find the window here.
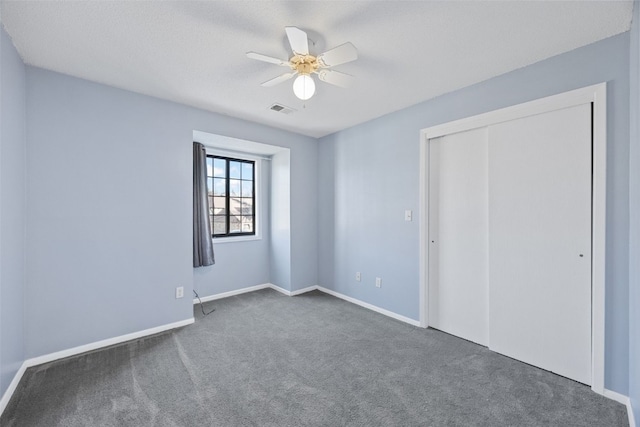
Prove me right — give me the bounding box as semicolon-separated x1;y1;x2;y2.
206;155;255;238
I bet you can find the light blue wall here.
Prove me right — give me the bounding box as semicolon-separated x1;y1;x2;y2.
25;67;317;358
270;151;292;291
628;1;639;423
290;142;318;291
193;159;272;297
0;25;26;399
319;33;631;394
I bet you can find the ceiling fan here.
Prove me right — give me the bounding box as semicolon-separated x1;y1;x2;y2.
247;27;358;101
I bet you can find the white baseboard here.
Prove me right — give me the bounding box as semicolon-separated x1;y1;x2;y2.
269;283;318;296
603;389;635;427
193;283;318;302
192;283;270;304
0;317;193;419
0;361;28;417
603;388;628;405
193;283;420;327
317;286;421;327
26;318;195;367
267;283;292;296
290;285;319;296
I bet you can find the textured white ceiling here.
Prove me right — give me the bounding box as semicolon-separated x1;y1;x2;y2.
0;1;633;138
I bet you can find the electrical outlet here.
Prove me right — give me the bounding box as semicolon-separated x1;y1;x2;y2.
356;272;361;282
375;277;382;288
175;286;184;299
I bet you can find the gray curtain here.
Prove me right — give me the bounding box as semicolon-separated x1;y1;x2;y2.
193;142;215;267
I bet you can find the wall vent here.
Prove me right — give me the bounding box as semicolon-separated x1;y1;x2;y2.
269;103;295;115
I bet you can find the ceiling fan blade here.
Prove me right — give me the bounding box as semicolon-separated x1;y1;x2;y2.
261;72;297;87
246;52;289;66
317;69;354;88
285;26;309;55
317;42;358;67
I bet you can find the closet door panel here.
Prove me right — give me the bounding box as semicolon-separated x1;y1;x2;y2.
488;104;592;384
429;127;489;346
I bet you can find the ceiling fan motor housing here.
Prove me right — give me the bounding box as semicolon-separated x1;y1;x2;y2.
290;54;319;75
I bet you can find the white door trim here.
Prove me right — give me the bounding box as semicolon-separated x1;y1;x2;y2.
418;83;607;395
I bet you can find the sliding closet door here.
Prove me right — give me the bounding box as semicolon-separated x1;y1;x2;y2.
429;127;489;346
488;104;592;384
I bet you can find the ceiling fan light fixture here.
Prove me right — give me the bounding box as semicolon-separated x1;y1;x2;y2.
293;74;315;100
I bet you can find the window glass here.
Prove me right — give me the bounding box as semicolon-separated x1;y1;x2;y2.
213;158;226;178
213;178;226;196
229;179;241;197
242;162;253;180
241;181;253;197
229;161;241;179
206;154;255;238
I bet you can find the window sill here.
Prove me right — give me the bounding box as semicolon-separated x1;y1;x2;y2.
212;234;262;244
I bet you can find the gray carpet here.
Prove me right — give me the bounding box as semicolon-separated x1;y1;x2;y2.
1;289;629;426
